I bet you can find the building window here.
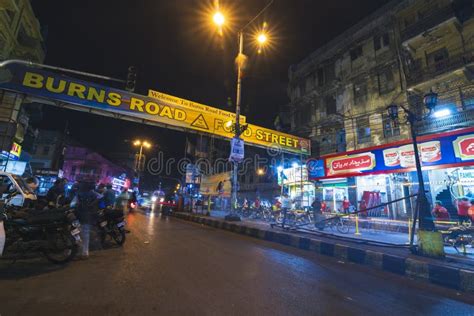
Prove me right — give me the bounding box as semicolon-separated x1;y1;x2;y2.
353;82;368;104
382;114;400;138
324;63;335;82
297;103;312;125
374;33;390;51
325;95;337;115
356;117;371;144
427;48;449;72
317;68;325;86
300;82;306;96
42;146;50;155
378;69;395;95
350;45;363;61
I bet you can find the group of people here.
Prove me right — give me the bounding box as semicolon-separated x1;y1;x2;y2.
432;197;474;223
21;177;135;259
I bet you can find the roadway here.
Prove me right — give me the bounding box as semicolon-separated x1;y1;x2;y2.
0;211;473;315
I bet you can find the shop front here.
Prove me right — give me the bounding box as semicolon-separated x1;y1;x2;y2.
278;164;315;208
308;127;474;220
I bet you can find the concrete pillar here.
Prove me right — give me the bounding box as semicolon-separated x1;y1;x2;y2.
0;90;25;152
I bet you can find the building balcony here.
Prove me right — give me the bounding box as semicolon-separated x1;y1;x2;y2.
416;107;474;135
406;52;474;88
400;5;457;43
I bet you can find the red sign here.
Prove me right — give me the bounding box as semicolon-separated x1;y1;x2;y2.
327;153;376;176
454;135;474;161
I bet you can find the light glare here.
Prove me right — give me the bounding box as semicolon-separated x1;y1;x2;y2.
433;109;451;118
213;12;225;26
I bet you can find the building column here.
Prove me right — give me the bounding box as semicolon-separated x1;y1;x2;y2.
0;90;26;153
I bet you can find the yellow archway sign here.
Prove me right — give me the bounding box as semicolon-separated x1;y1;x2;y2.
148;89;310;155
0;64;310;155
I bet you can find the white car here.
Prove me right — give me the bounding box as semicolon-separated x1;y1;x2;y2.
0;172;37;207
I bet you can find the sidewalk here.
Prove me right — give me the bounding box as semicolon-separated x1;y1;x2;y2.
172;211;474;293
209;210;474;256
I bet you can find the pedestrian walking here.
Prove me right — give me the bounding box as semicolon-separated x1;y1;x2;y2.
468;200;474;223
457;197;471;224
74;180;100;259
342;196;350;214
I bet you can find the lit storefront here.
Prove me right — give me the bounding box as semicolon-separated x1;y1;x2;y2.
278;164;315;207
308;127;474;219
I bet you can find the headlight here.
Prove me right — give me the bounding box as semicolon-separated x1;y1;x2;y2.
151;196;157;202
159;198;164;202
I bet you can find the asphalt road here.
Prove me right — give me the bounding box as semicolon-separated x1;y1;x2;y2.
0;211;473;316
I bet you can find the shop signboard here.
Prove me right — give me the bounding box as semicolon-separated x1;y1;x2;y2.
1;151;18;161
306;159;325;179
229;138;244;162
199;172;232;197
10;142;21;158
0;64;310;155
311;127;474;180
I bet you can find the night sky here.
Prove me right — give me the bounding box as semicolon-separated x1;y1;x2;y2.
31;0;391;159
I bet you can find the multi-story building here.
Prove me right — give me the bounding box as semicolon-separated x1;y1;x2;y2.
28;129;64;171
286;0;474;219
0;0;45;170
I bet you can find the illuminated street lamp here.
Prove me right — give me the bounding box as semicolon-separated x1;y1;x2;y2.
213;12;225;26
211;1;273;221
257;168;265;175
133;140;152;189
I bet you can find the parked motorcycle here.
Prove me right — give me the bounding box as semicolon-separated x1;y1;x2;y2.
1;193;80;264
442;224;474;254
97;208;126;246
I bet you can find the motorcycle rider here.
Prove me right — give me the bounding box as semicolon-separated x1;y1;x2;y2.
103;184;116;208
46;178;68;208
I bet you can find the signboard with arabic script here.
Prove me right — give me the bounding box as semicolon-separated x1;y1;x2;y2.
310;127;474;180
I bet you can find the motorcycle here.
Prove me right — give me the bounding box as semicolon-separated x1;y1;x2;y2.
1;193;81;264
442;224;474;254
96;208;126;246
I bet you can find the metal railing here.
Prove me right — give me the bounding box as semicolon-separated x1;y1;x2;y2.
406;52;474;87
400;5;456;42
416;107;474;135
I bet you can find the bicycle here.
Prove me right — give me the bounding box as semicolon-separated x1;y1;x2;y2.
315;213;350;234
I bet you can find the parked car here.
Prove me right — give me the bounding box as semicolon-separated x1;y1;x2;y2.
0;172;37;207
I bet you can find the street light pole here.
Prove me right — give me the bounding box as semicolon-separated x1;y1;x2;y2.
133;140;151;191
137;143;144;189
387;101;437;252
211;2;273;221
406;110;435;242
230;31;244;216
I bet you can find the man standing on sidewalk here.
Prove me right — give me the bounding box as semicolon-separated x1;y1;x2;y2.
280;193;291;228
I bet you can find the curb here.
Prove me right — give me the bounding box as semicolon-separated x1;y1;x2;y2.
171;212;474;293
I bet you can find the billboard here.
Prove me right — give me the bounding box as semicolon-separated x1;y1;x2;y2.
309;127;474;180
0;64;310;155
199;172;232;197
